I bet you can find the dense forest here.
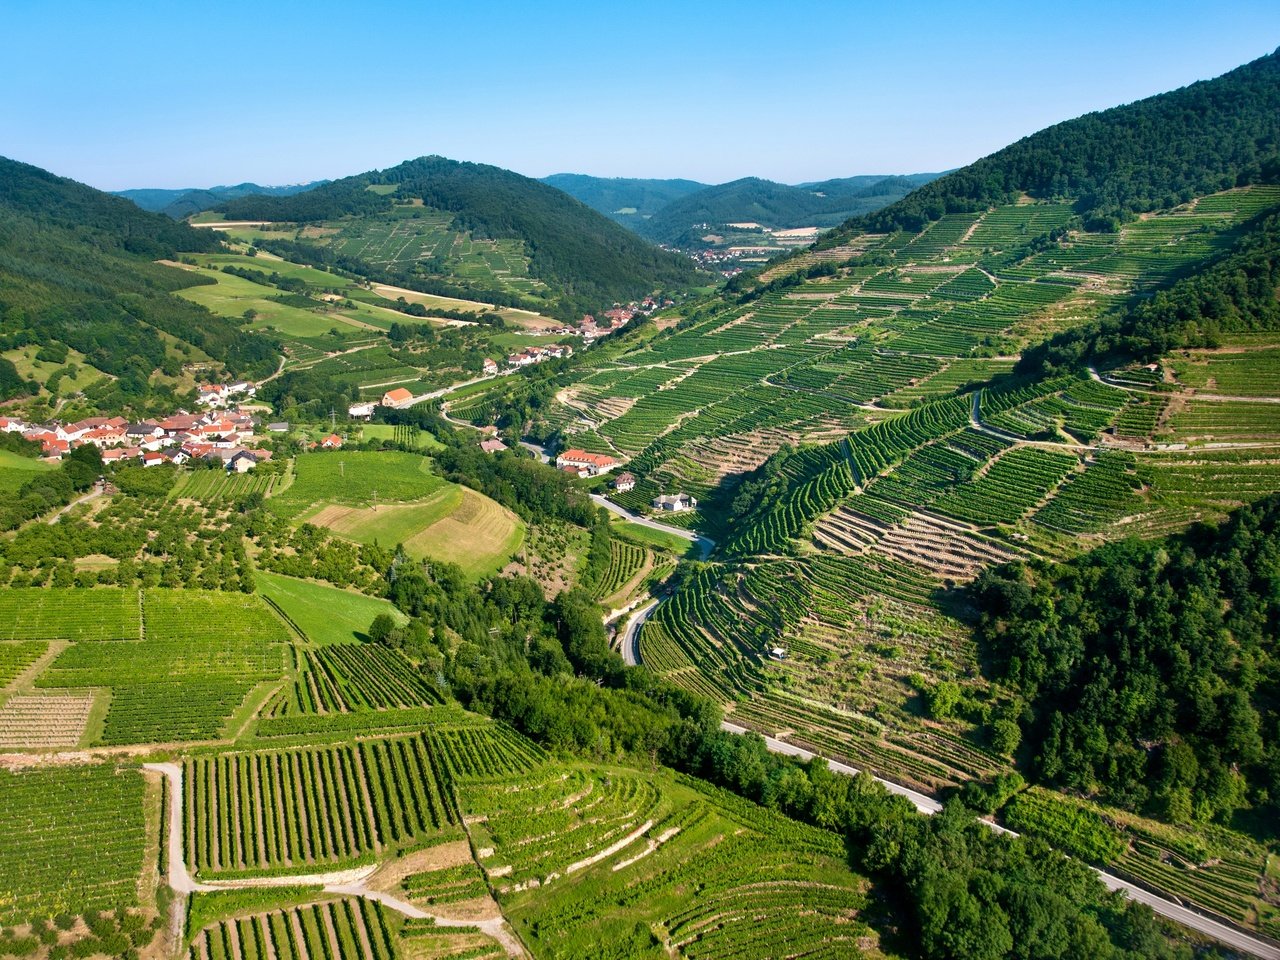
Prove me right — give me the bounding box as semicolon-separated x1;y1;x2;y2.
638;173;938;244
539;173;707;227
971;494;1280;829
0;157;279;402
825;47;1280;237
219;156;707;318
1019;205;1280;374
116;180;325;220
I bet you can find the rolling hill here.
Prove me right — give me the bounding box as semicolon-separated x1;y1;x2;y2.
448;46;1280;943
0;156;279;404
539;173;707;227
637;172;940;246
115;180;326;219
215;156;709;319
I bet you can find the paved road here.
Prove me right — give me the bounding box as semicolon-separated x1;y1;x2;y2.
710;723;1280;958
590;494;715;558
618;599;659;666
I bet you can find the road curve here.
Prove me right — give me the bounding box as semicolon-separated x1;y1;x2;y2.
619;599;659;666
710;726;1280;958
590;494;715;558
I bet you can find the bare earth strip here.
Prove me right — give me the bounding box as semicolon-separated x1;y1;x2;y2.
0;693;94;748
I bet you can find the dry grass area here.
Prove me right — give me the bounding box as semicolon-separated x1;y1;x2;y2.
0;693;95;748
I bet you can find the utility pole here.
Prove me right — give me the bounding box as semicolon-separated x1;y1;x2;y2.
330;407;336;431
372;489;378;512
339;461;345;478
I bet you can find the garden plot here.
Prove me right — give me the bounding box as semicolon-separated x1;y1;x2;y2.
0;692;94;747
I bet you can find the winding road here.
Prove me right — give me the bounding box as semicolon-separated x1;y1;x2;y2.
590;494;715;558
617;613;1280;959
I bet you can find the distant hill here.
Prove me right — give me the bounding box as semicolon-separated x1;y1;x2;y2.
637;173;940;246
829;46;1280;238
539;174;707;227
0;157;278;403
116;181;326;220
217;156;708;319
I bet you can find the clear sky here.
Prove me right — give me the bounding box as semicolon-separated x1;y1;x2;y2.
3;0;1278;191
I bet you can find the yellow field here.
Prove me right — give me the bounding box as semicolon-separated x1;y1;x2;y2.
306;485;524;578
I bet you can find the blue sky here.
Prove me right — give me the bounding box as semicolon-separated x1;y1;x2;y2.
3;1;1278;190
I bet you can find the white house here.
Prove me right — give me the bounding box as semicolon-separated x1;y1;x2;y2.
652;493;697;513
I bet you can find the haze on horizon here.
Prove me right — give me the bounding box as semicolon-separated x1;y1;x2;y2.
4;0;1279;192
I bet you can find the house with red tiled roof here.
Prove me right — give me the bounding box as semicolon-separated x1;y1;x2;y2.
320;434;343;449
555;449;618;476
480;439;507;454
381;387;414;408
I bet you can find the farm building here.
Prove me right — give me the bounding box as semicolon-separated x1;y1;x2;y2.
381;387;414;408
612;472;636;492
480;439;507;454
653;492;697;513
320;434;343;449
227;450;259;473
555;449;618;476
482;358;499;375
348;402;376;419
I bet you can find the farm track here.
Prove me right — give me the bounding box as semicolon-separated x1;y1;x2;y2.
708;720;1280;959
144;762;529;957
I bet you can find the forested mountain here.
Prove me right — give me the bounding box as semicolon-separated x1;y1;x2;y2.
639;172;940;245
0;157;279;402
217;156;707;318
115;180;325;219
539;173;706;226
972;494;1280;827
825;46;1280;238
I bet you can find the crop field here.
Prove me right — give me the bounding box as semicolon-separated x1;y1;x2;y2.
185;735;459;876
303;485;524;578
0;763;147;923
30;590;290;744
0;639;47;686
321;207;545;299
0;692;95;747
269;451;444;518
290;644;442;713
257;572;407;646
175;469;280;502
590;540;652;603
187;897;399;960
465;764;880;959
0;588;140;641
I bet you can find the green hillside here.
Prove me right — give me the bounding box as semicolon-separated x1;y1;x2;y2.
217;156;708;319
826;46;1280;237
639;172;940;245
116;180;326;219
539;173;707;227
443;48;1280;941
0;157;279;405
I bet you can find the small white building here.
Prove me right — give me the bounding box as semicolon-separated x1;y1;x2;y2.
652;493;697;513
348;402;376;420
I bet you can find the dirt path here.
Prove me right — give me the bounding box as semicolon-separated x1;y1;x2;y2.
47;485;104;524
146;761;528;957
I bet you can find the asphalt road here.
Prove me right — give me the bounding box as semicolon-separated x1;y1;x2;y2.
590;494;715;558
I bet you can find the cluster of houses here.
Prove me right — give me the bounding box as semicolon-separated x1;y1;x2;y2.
506;343;573;368
1;408;273;472
196;380;257;408
555;448;619;478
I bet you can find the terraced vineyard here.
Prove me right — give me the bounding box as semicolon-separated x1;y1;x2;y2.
532;184;1280;807
288;644;443;714
466;763;881;958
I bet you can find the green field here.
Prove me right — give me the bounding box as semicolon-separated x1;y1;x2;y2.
257;571;407;645
0;448;56;493
302;484;525;579
269;451;444;518
0;763;148;924
358;422;445;450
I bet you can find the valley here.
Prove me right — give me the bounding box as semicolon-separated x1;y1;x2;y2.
1;26;1280;960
